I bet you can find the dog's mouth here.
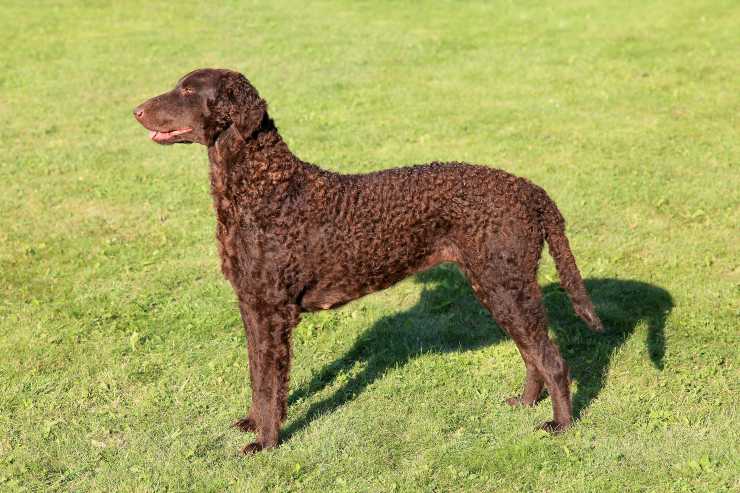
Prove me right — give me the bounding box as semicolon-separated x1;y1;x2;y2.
148;127;193;143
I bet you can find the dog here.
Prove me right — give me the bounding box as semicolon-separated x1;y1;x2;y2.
133;68;603;454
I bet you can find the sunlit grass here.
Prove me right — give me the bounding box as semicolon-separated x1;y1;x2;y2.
1;1;738;491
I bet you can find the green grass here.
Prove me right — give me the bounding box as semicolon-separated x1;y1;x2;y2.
1;0;738;491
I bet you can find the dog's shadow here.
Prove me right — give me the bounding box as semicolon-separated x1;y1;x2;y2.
284;265;672;441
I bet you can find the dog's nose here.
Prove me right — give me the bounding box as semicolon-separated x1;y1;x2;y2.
133;107;144;120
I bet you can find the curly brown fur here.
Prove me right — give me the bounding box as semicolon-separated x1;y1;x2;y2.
134;68;603;454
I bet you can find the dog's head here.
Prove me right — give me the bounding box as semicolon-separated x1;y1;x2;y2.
133;68;266;146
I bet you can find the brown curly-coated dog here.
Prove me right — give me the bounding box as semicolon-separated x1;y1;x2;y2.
133;68;603;454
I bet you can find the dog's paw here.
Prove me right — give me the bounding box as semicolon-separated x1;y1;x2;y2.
232;416;257;433
537;420;570;434
241;441;263;455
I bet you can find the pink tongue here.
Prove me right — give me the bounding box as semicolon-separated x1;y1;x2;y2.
148;128;192;141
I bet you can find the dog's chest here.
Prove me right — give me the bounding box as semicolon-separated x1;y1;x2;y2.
209;168;305;294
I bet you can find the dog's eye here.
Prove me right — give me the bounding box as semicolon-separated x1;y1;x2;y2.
181;87;194;95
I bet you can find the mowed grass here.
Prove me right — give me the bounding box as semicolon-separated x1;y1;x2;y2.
1;0;738;491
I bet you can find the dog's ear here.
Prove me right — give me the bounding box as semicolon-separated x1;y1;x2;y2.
220;71;266;140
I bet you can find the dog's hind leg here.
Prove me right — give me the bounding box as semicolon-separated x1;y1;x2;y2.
506;357;545;407
502;275;548;408
463;255;572;432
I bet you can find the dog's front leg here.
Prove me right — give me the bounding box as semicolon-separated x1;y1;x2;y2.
237;301;299;454
232;305;259;434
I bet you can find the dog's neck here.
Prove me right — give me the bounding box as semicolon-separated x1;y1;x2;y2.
209;116;287;162
206;116;318;223
208;116;305;180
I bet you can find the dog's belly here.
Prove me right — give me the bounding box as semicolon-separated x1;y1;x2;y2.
299;242;460;311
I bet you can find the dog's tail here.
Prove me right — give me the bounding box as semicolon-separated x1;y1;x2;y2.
533;186;604;332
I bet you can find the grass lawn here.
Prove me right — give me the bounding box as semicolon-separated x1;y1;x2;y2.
1;0;738;491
